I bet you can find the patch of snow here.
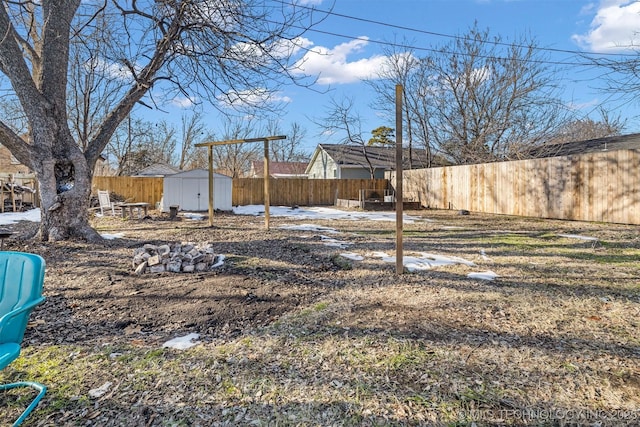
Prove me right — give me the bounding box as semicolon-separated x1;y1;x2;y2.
211;254;225;268
183;212;205;221
370;251;390;258
234;205;421;223
372;251;475;272
558;234;598;241
279;224;339;234
467;270;499;281
320;235;351;248
340;252;364;261
0;208;41;225
162;333;201;350
101;232;125;240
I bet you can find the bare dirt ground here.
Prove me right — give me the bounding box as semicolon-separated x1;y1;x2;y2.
1;208;639;426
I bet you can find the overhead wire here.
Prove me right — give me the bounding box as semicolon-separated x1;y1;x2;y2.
271;0;640;124
273;0;640;59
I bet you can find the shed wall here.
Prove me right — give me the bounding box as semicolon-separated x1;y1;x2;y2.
162;172;232;212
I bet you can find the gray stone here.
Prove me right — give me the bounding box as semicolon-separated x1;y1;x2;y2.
158;245;171;257
149;264;165;273
134;261;148;275
166;261;182;272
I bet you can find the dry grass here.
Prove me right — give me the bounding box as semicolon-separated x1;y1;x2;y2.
1;209;639;426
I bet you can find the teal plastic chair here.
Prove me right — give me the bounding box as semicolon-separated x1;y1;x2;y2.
0;251;46;426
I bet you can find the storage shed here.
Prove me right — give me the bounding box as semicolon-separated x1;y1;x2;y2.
161;169;232;212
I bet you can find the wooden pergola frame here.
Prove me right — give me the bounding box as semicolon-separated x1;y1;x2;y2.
195;135;287;229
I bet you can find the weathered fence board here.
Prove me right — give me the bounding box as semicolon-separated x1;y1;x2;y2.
93;176;164;207
397;149;640;225
93;176;389;209
232;178;389;206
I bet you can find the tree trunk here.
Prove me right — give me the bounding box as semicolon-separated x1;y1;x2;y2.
32;133;102;242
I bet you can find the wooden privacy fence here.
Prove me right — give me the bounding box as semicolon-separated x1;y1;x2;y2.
232;178;389;206
397;149;640;225
92;176;389;208
93;176;164;207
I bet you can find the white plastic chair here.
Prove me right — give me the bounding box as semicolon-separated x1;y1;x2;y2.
97;190;121;216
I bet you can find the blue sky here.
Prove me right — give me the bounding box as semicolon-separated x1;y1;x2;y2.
148;0;640;155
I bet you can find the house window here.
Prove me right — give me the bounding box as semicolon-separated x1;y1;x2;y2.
333;169;337;178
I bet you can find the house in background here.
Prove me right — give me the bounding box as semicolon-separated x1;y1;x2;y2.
2;144;109;177
525;132;640;158
248;161;308;178
0;144;31;175
305;144;438;179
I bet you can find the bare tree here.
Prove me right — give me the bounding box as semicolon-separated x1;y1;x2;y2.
68;11;125;151
370;25;572;165
546;109;625;145
366;39;430;165
0;1;316;241
178;112;207;170
104;117;177;175
211;116;262;178
315;96;378;178
265;120;310;162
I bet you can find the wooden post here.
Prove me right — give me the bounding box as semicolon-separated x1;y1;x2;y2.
395;84;404;274
264;139;270;230
194;135;285;229
208;145;214;227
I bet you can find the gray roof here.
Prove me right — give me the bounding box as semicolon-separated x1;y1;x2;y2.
317;144;438;170
528;133;640;158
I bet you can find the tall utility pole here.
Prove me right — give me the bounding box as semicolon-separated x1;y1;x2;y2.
395;84;404;274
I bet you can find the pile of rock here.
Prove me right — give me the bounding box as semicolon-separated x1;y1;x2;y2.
133;242;225;274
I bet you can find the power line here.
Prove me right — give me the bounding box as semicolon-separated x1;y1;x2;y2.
283;23;597;68
276;0;640;59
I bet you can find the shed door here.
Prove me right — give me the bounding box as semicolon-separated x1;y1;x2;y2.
181;178;205;211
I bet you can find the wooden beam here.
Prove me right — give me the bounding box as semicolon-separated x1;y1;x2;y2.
264;139;270;230
196;134;286;231
208;145;214;227
395;84;404;274
195;135;286;148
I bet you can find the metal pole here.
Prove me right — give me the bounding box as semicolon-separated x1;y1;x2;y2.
395;84;404;274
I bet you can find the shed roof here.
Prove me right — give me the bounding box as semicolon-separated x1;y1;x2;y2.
166;169;232;180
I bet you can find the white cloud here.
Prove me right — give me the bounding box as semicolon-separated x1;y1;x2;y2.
572;0;640;52
171;96;198;108
297;0;324;5
87;58;137;81
567;98;600;111
232;36;314;61
293;37;388;84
